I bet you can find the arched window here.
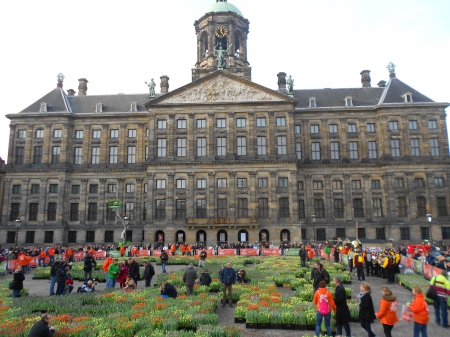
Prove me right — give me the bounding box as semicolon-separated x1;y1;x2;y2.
155;230;165;243
238;229;249;243
200;31;209;59
280;229;290;242
176;230;185;243
217;230;227;243
259;229;269;243
197;230;207;243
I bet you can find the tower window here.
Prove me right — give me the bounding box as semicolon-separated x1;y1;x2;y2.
130;102;137;112
39;103;48;112
345;97;353;107
95;103;103;113
403;92;413;102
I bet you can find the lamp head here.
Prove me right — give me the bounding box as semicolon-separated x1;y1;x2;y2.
15;218;22;229
123;214;129;226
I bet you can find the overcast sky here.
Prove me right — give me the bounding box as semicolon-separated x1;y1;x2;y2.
0;0;449;162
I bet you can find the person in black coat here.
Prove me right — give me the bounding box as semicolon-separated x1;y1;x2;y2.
357;282;376;337
299;244;307;267
199;269;212;286
12;266;25;298
28;313;55;337
311;262;330;294
160;282;177;298
333;276;351;337
128;258;140;285
55;263;67;296
143;262;155;287
83;253;97;283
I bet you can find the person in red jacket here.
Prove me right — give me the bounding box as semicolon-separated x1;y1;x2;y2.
376;286;398;337
38;249;47;267
407;286;429;337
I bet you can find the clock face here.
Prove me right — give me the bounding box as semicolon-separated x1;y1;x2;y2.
215;26;228;38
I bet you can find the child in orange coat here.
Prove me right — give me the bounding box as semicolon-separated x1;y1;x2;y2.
376;286;398;337
407;286;429;337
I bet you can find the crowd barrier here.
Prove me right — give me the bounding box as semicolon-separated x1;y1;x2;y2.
400;255;447;279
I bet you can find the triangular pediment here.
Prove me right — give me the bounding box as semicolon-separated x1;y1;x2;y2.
147;71;297;106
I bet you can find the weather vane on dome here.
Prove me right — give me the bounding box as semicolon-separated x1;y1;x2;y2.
56;73;65;87
386;62;396;74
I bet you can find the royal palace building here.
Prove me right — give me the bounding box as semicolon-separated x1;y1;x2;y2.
1;0;450;246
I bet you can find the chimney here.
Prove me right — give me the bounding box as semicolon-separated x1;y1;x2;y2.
360;70;371;87
78;78;88;95
160;75;170;94
377;80;386;88
67;89;76;96
277;72;287;92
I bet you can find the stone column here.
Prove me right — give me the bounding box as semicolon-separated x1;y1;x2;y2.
188;113;195;160
187;173;195;219
146;173;154;223
7;124;16;165
26;124;34;164
148;114;156;160
343;174;352;219
227;112;235;159
324;174;332;218
268;112;275;159
290;170;298;220
269;171;277;220
38;178;47;225
249;171;257;218
363;174;371;220
167;172;174;222
80;179;89;224
1;178;11;224
247;112;255;159
208;112;215;159
135;177;143;224
321;119;329;160
98;178;106;226
229;171;236;218
208;172;215;218
167;114;175;160
119;124;127;164
340;119;348;159
44;123;52;164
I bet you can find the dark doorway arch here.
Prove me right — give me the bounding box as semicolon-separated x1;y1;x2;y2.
175;230;185;243
259;229;269;243
238;229;249;243
196;230;207;243
217;230;227;243
280;229;290;243
155;230;165;243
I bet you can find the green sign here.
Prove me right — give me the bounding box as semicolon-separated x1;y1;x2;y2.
108;199;122;209
109;251;121;258
284;248;300;256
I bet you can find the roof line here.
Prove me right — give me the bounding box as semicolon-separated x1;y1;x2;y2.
377;79;391;105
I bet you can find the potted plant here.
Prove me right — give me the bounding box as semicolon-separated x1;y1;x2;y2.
257;309;271;329
245;309;258;329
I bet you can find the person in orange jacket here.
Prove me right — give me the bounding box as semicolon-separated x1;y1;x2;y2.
307;246;314;263
24;253;32;274
407;286;429;337
103;254;113;284
187;245;192;256
376;286;398;337
170;243;176;256
313;280;336;337
48;247;55;266
181;244;187;256
66;247;73;263
119;245;126;257
131;246;138;257
39;249;47;267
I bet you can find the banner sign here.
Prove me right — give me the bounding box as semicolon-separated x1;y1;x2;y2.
196;249;214;256
261;248;280;256
413;260;423;274
218;249;236;256
0;262;6;273
152;250;162;257
422;263;433;279
93;251;106;259
137;250;150;257
8;260;19;271
283;248;300;256
240;248;259;256
109;251;121;258
73;252;85;260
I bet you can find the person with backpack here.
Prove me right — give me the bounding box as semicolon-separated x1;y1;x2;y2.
357;282;376;337
311;262;330;294
333;276;352;337
313;280;336;337
429;270;450;327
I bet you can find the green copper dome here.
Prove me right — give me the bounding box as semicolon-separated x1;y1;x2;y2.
207;1;243;17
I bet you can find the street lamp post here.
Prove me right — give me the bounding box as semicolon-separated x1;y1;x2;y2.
15;218;22;246
426;213;432;244
311;211;316;243
299;220;303;243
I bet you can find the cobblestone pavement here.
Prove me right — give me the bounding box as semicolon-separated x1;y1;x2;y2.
2;263;448;337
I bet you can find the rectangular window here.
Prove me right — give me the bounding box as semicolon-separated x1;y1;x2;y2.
197;119;206;128
157;120;167;129
428;120;437;129
348;124;357;133
87;203;97;221
237;178;247;188
435;178;444;187
74;147;83;164
389;121;398;130
86;231;95;243
125;202;134;220
157;139;167;157
394;178;404;188
127;146;136;163
16;147;24;164
352;180;361;189
294;125;301;134
332;180;342;189
177;179;186;189
71;185;80;194
18;130;26;138
217;178;227;188
217;137;227;156
49;184;58;193
70;203;79;221
145;145;149;160
197;137;206;157
217;199;227;218
12;185;21;194
366;123;375;133
53;129;62;138
314;199;325;218
128;129;136;138
89;184;98;193
420;227;430;241
110;129;118;138
278;177;288;187
397;197;407;216
31;184;40;194
430;139;439;156
257;136;267;155
400;227;410;240
143;202;147;221
126;184;135;193
329;124;338;133
67;231;77;243
276;117;286;126
176;199;186;219
258;178;268;187
391;139;400;157
298;200;305;218
104;231;114;243
311;124;319;134
91;147;100;164
353;199;364;217
238;198;248;217
443;227;450;240
414;178;425;188
312;142;320;160
313;181;323;190
236;118;246;127
237;137;247;155
75;130;84;139
373;198;383;217
409;120;418;130
106;205;115;221
6;231;15;244
52;146;61;164
296;142;302;159
349;141;358;159
376;227;386;240
176;138;186;157
411;138;420;156
256;118;266;127
107;184;117;193
334;199;344;218
35;129;44;138
216;118;226;128
316;228;326;241
197;179;206;188
196;199;207;218
368;141;377;159
109;146;118;164
29;203;38;221
156;180;166;189
177;119;187;129
330;142;340;160
437;197;447;216
277;136;287;154
34;146;43;164
371;180;381;189
358;228;366;239
25;231;35;244
10;203;20;221
47;203;57;221
258;198;269;218
144;184;148;193
92;130;101;138
336;228;346;239
279;197;289;218
417;197;426;217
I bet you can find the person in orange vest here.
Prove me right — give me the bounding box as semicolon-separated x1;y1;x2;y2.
18;252;28;273
119;245;126;257
24;252;32;274
39;249;47;267
66;247;73;263
131;246;138;257
102;254;113;284
187;245;192;256
307;245;315;263
48;247;55;266
170;243;176;256
181;244;187;256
